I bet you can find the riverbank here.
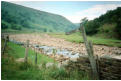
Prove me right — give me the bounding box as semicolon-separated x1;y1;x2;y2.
9;33;121;57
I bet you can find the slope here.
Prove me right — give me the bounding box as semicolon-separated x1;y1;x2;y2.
83;7;121;39
1;1;77;33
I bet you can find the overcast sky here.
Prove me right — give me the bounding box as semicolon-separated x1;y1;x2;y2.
8;1;121;23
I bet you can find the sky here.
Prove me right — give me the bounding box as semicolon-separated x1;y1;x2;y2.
9;1;121;23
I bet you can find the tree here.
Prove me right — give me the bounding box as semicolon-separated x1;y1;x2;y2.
11;23;21;30
1;21;9;29
85;20;100;35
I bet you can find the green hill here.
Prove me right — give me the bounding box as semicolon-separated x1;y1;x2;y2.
1;1;77;33
82;7;121;39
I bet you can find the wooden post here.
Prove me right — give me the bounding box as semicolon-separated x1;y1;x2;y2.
6;35;9;42
34;47;37;65
53;49;55;62
2;36;7;55
1;34;4;39
40;48;43;54
53;49;57;67
25;40;29;63
96;55;100;78
35;52;37;65
80;25;99;80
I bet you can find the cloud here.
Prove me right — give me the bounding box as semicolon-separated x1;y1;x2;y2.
65;4;121;23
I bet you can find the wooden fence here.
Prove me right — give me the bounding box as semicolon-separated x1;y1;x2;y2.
1;34;38;65
2;29;121;80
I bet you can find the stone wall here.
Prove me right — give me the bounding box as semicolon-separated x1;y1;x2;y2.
66;55;121;80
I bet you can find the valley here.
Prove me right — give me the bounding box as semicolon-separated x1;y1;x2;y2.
9;33;121;57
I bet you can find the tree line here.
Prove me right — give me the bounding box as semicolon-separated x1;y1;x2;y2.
81;7;121;39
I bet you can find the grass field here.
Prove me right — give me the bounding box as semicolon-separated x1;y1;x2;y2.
6;41;56;64
1;40;90;80
49;32;121;47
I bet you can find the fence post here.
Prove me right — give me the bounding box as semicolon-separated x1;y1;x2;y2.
2;35;8;55
6;35;9;42
25;40;29;63
35;52;37;65
53;49;57;66
96;55;100;78
34;48;37;65
80;25;99;80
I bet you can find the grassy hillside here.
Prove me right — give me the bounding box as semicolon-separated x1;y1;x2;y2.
1;1;76;33
82;7;121;39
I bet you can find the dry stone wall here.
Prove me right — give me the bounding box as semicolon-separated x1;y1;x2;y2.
66;55;121;80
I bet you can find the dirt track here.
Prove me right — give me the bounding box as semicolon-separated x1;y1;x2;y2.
9;33;121;56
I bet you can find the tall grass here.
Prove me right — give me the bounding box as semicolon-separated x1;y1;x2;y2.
2;55;89;80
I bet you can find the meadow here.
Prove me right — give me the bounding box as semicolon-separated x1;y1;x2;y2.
49;32;121;47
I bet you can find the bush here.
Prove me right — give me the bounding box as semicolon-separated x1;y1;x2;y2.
1;21;10;29
85;20;100;35
98;23;118;38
